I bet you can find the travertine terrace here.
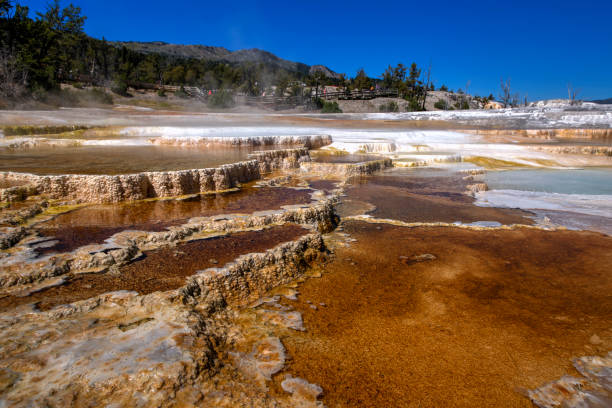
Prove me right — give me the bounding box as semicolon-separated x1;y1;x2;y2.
1;105;611;407
0;148;311;203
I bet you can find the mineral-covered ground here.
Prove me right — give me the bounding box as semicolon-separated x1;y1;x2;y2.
0;103;610;407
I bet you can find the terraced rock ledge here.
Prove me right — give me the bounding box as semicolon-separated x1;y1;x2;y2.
0;166;337;406
147;134;333;149
0;232;328;407
0;197;338;289
0;148;310;203
300;158;393;178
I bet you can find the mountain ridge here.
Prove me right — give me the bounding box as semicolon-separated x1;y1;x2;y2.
112;41;335;77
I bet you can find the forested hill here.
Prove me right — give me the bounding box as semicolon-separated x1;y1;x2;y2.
113;41;311;75
0;1;337;99
0;0;468;112
112;41;232;61
592;98;612;105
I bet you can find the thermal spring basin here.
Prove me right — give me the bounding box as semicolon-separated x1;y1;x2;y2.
34;186;314;255
0;144;274;175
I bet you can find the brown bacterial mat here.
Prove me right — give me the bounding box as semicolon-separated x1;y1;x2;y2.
308;179;340;192
282;220;612;407
35;186;313;255
1;224;309;312
345;170;533;225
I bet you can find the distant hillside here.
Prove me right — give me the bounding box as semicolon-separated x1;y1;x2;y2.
592;98;612;104
113;41;318;76
114;41;231;60
309;65;343;80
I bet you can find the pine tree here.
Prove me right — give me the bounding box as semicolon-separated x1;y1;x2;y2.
353;68;371;90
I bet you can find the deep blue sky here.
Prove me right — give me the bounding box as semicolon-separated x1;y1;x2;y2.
21;0;612;100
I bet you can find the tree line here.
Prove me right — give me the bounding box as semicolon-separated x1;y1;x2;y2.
0;1;310;98
0;0;504;110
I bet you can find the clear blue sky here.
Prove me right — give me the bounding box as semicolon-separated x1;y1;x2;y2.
21;0;612;100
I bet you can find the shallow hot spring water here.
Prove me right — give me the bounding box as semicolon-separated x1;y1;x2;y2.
484;168;612;195
478;168;612;235
0;144;277;175
34;185;314;255
341;167;533;225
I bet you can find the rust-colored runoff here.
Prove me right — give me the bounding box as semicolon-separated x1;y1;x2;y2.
283;220;612;407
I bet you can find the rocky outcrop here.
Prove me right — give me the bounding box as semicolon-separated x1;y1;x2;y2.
0;148;310;203
180;233;326;312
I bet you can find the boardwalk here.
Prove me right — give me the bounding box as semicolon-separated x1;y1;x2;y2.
317;88;399;100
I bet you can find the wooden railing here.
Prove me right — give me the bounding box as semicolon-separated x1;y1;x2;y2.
316;89;400;100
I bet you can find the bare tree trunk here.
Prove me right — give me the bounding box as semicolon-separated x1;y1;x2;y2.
0;48;27;98
421;63;432;111
499;78;512;108
567;83;580;105
90;57;95;77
